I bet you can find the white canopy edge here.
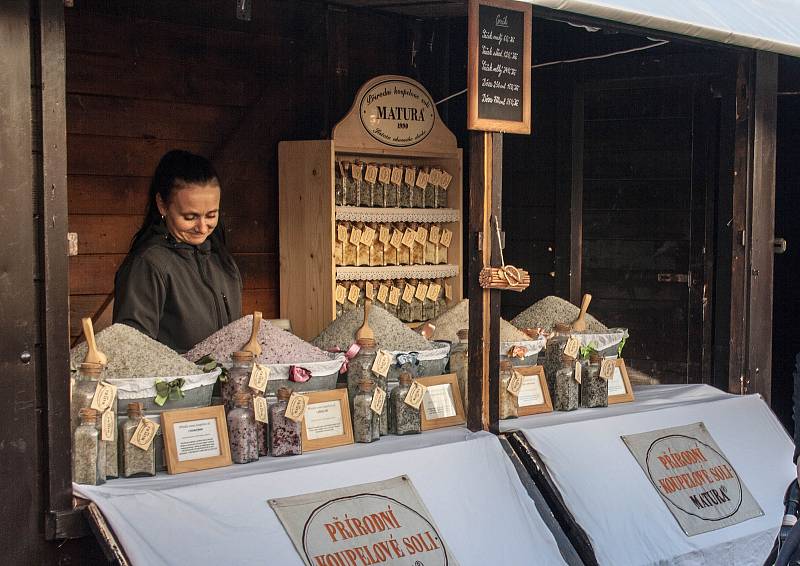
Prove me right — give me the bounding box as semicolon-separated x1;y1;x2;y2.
524;0;800;57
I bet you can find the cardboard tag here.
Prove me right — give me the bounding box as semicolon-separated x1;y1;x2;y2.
388;287;401;306
254;396;268;424
600;359;616;380
564;336;581;359
370;386;386;415
372;349;392;378
404;381;427;409
401;228;417;248
365;281;375;300
390;229;403;249
285;393;308;423
445;281;453;300
379;226;391;245
101;409;115;442
402;284;416;304
440;228;453;248
415;170;429;189
506;370;523;397
377;284;389;304
335;284;347;304
347;285;361;304
404;167;416;186
378;166;391;184
429;225;441;244
337;161;346;179
249;363;270;393
337;224;347;242
349;227;363;245
364;165;378;184
440;171;453;189
351;163;363;181
414;226;428;244
427;283;442;301
429;168;442;187
130;418;159;451
574;361;582;385
90;382;117;412
360;226;376;246
415;283;429;301
391;167;403;186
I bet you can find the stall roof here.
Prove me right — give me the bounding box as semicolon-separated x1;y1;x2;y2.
525;0;800;57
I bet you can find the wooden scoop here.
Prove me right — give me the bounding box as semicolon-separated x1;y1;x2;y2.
242;311;263;357
355;299;375;341
570;293;592;332
81;317;107;366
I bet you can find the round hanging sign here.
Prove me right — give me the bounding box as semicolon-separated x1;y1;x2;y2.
359;79;436;147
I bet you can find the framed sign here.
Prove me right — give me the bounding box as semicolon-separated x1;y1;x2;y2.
514;365;553;416
608;358;635;404
161;406;232;474
301;389;354;452
467;0;532;133
416;374;466;430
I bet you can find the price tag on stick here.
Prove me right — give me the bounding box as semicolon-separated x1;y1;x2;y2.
440;229;453;248
371;387;386;415
415;226;428;244
347;285;361;304
360;226;376;246
350;227;363;246
404;381;427;409
378;166;391;184
391;167;403;186
402;285;416;304
390;230;403;249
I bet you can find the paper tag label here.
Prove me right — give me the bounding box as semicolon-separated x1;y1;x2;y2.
426;283;441;301
349;227;363;245
404;167;416;186
440;229;453;248
379;226;391;245
415;226;428;244
404;381;427;409
574;361;582;384
337;161;346;179
364;165;378;184
391;167;403;185
249;363;270;393
600;359;616;380
506;370;523;396
365;282;375;300
402;284;416;304
347;285;361;304
445;281;453;300
335;284;347;304
377;284;389;304
440;171;453;189
564;336;581;359
90;382;117;412
388;287;401;306
402;228;417;249
130;418;159;451
337;224;347;242
390;229;403;249
370;386;386;415
429;168;442;187
285;393;308;423
415;283;429;302
372;349;392;378
254;396;268;424
351;163;363;181
378;166;391;184
101;409;115;442
360;226;376;246
429;225;441;244
415;170;429;189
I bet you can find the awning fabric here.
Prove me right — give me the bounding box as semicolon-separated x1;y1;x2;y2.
526;0;800;57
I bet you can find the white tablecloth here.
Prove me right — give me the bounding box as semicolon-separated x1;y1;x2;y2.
76;428;567;566
505;384;795;566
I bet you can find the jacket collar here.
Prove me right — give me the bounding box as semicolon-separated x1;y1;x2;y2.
151;223;212;254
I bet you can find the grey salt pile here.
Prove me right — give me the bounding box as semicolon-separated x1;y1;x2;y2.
70;324;204;379
430;299;530;344
511;296;608;332
185;315;330;364
313;304;434;352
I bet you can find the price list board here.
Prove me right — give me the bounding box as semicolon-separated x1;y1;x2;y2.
468;0;532;133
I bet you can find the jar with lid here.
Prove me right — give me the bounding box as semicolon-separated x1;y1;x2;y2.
227;392;259;463
71;362;115;478
409;279;423;322
73;408;105;486
361;163;375;207
412;167;426;208
333;223;344;266
399;166;414;208
396;222;410;265
373;166;387;207
389;372;421;435
421;279;435;321
353;379;380;443
269;387;302;456
436;176;449;208
121;402;156;477
435;278;447;316
222;350;255;411
386;171;399;207
409;223;424;265
436;232;449;265
368;223;384;266
335;161;345;206
425;226;438;264
450;329;469;410
346;338;377;413
580;352;608;408
499;361;519;419
354;222;369;266
383;224;398;265
342;222;357;266
554;354;580;411
397;281;412;322
424;171;437;209
542;323;571;393
352;161;365;206
343;162;358;206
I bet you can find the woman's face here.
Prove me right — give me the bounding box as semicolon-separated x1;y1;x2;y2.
156;181;221;246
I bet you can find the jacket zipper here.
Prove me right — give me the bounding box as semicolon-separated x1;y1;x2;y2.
194;249;223;328
222;293;232;323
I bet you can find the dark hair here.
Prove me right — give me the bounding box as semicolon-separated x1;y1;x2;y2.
129;150;227;252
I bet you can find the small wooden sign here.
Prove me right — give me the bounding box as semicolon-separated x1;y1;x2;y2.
515;365;553;416
416;374;466;431
301;389;354;452
608;359;635;404
161;406;232;475
467;0;532;134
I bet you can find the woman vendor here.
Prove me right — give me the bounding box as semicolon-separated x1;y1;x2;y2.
113;150;242;353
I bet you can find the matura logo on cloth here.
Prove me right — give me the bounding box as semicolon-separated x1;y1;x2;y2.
359;79;435;148
269;475;458;566
622;421;763;536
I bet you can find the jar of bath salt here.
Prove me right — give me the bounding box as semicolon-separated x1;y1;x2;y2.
397;281;412;322
353;379;380;443
361;164;375;207
409;223;424;265
352;161;365;206
389;372;421;435
449;329;469;410
436;172;449;208
383;223;398;266
396;222;410;265
73;408;105;486
542;323;571;394
71;362;103;435
335;161;345;206
424;172;437;209
580;352;608;408
554;354;580;411
399;166;415;208
386;170;399;208
373;167;387;207
121;402;156;477
346;337;388;435
412;167;426;208
269;387;302;456
342;222;357;266
499;361;519;419
435;278;447;316
422;279;436;321
223;350;255;411
228;392;259;464
368;222;384;266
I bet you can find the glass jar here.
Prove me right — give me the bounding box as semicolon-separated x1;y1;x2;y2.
581;353;609;408
342;222;357;266
386;174;399;207
335;161;345;206
397;281;412;322
73;408;104;486
409;279;423;322
383;223;398;266
399;166;414;208
435;278;447;316
353;379;380;443
396;222;410;265
436;180;448;208
343;162;358;206
222;350;255;411
352;161;365;206
228;392;259;463
424;172;436;209
389;372;421;435
373;168;386;207
554;354;580;411
425;226;437;265
410;223;424;265
121;402;156;477
450;329;469;410
412;167;426;208
542;323;571;394
346;338;376;416
360;165;375;207
368;223;383;267
269;387;302;456
499;361;519;419
421;279;435;321
70;362;115;479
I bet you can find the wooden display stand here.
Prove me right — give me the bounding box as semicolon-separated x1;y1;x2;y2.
279;75;464;340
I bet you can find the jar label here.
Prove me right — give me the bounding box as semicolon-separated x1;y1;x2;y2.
390;229;403;249
372;350;392;378
337;160;346;179
351;163;363;181
285;393;309;423
365;282;375;300
335;284;347;304
429;168;442;187
249;363;270;393
440;228;453;248
391;167;403;186
574;361;582;384
254;396;268;424
402;284;416;304
404;381;427;409
402;228;417;249
378;226;391;245
415;170;430;189
404;167;416;186
600;359;616;380
440;171;453;189
377;284;389;304
338;225;349;243
429;225;441;244
414;283;429;302
414;226;428;245
360;226;376;246
378;166;391;184
349;227;363;246
506;370;523;396
370;386;387;415
445;281;453;300
90;382;117;412
101;409;115;442
364;164;378;184
388;287;401;306
427;283;442;301
130;418;159;451
347;285;361;304
564;336;581;359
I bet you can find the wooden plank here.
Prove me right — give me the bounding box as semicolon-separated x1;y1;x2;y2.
583;240;689;271
503;206;556;241
553;68;573;300
583;210;690;240
68;175;149;215
584;117;692;151
583;179;691;211
584;86;692;120
569;86;584;304
583;268;687;302
584;148;692;180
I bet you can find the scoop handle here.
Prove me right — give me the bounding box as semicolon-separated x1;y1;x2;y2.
578;294;592;319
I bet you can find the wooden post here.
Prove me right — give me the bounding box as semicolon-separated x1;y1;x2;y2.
468;131;502;433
